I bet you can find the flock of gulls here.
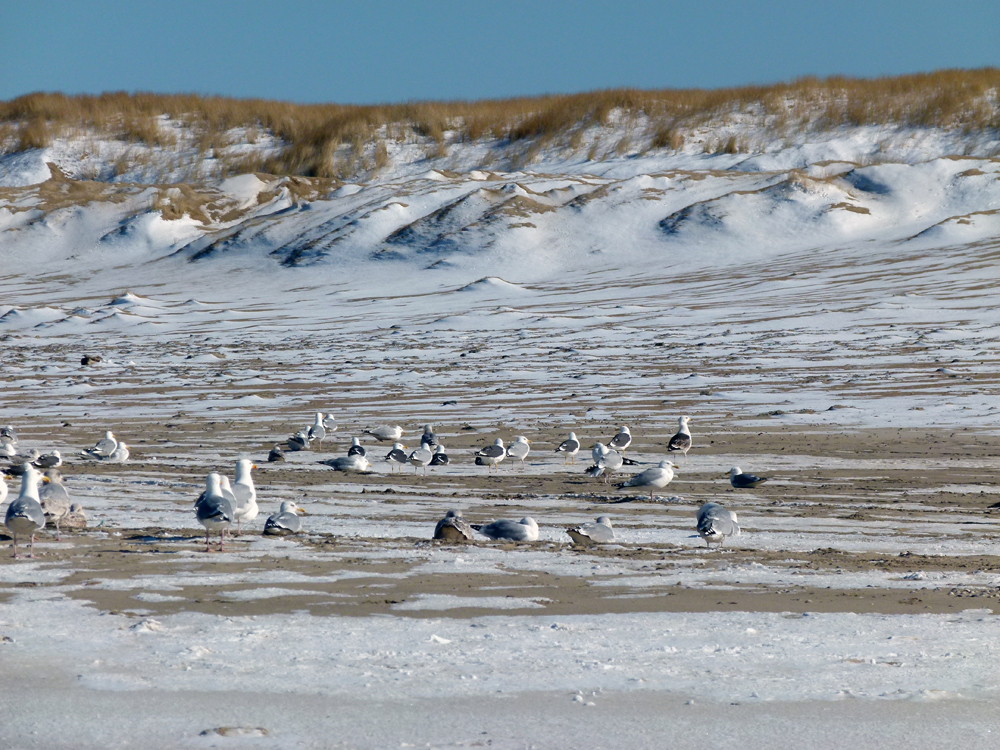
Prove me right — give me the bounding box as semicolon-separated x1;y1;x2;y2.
1;413;763;558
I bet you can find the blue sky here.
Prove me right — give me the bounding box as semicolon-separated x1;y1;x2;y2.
3;1;998;103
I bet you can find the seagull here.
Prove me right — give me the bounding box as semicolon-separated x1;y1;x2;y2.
307;412;326;443
420;424;439;447
475;438;506;472
322;413;338;433
194;472;233;552
667;416;692;461
4;453;38;477
106;442;129;463
587;448;623;483
32;450;62;469
5;465;46;558
472;517;539;542
566;516;615;545
555;432;580;463
385;442;408;473
287;430;311;452
268;444;286;462
0;472;7;505
1;443;14;458
433;510;474;542
0;425;18;445
63;504;86;530
616;460;677;501
319;455;372;473
608;425;632;453
231;459;258;535
263;500;306;536
347;437;367;457
39;468;71;540
366;425;405;442
82;431;117;459
696;502;740;548
506;436;531;468
729;466;769;489
429;444;449;466
408;442;433;474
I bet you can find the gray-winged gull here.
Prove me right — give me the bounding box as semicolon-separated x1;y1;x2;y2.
366;425;405;442
434;510;474;542
472;517;539;542
420;424;439;447
506;436;531;468
0;425;17;445
567;516;615;545
33;451;62;469
82;431;117;459
195;472;234;551
616;460;676;500
5;464;46;558
385;442;408;473
608;425;632;453
409;443;433;474
307;412;326;443
231;459;258;535
287;430;311;452
39;468;71;540
430;444;449;465
106;442;129;463
696;502;740;547
263;500;306;536
555;432;581;462
268;444;286;462
322;413;338;432
475;438;506;472
587;447;623;483
667;416;692;461
729;466;769;489
319;455;372;473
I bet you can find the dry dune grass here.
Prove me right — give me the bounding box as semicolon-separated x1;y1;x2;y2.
1;69;998;177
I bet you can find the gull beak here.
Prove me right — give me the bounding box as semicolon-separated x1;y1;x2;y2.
42;477;51;483
252;464;257;469
297;508;307;516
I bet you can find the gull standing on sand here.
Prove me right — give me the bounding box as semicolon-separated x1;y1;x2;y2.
39;468;71;540
366;425;405;442
696;502;740;548
347;437;367;457
5;464;46;558
729;467;769;489
322;413;338;433
506;436;531;468
475;438;506;472
263;501;306;536
385;442;408;473
82;431;117;459
319;454;372;473
0;425;18;446
409;443;433;474
616;460;676;500
667;416;692;461
608;426;632;454
195;472;233;552
472;517;539;542
555;432;581;462
430;444;449;466
566;516;615;545
587;447;623;483
434;510;474;542
231;459;258;535
307;412;327;444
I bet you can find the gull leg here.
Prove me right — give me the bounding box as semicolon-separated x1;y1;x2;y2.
28;533;36;559
11;536;18;559
205;530;211;552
